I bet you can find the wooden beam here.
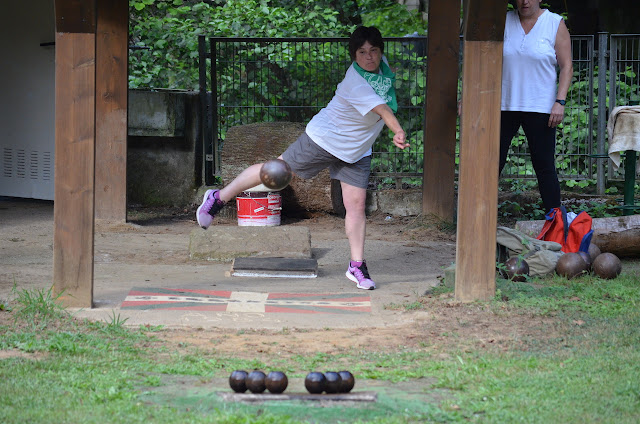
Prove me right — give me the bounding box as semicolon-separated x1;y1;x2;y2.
455;0;507;302
53;31;96;307
95;0;128;221
422;0;461;221
463;0;508;42
55;0;96;33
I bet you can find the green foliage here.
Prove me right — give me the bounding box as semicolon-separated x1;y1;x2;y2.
129;2;640;210
359;0;427;37
494;272;640;318
3;274;640;423
11;284;68;329
106;310;130;332
129;0;358;89
129;0;429;89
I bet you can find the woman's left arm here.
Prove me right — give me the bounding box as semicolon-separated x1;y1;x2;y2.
549;19;573;128
372;104;410;149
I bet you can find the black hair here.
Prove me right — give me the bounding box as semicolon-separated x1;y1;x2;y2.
348;26;384;60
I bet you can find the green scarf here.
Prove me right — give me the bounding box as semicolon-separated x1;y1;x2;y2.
353;60;398;113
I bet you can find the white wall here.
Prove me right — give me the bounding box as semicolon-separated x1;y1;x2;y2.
0;1;55;200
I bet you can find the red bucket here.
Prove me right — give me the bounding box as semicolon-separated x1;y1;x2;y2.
236;191;281;226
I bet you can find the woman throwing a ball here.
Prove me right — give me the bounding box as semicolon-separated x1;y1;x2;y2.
196;26;408;290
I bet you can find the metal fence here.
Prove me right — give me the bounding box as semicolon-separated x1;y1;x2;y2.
199;33;640;191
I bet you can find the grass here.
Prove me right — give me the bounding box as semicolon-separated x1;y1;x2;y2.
2;267;640;423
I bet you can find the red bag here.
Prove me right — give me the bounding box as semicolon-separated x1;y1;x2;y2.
536;206;593;253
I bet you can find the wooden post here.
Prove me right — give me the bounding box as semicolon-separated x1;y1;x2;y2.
95;0;128;221
53;1;97;307
422;0;461;221
455;0;507;302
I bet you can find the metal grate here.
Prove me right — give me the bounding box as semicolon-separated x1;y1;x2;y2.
608;34;640;182
200;36;427;188
199;34;640;190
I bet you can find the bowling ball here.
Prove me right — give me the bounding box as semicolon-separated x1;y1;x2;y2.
324;371;342;394
246;370;266;394
259;159;292;190
588;243;601;263
577;251;592;272
556;252;586;279
337;371;355;393
265;371;288;394
504;257;529;282
592;252;622;280
304;372;326;394
229;370;248;393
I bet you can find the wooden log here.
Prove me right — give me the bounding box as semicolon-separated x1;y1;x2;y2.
515;215;640;257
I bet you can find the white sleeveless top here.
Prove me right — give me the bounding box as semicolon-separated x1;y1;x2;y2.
501;9;563;113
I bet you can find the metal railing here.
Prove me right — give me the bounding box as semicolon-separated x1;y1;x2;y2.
199;33;640;192
198;36;427;188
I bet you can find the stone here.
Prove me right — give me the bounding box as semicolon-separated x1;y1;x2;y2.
189;226;312;262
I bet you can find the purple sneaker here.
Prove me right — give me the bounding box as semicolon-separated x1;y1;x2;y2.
196;189;226;229
346;260;376;290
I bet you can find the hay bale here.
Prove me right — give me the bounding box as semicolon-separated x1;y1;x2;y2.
221;122;332;214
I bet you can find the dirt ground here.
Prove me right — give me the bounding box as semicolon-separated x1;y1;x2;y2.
154;300;561;360
144;212;559;357
1;201;565;359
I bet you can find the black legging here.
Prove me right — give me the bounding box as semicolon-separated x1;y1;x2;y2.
499;111;561;213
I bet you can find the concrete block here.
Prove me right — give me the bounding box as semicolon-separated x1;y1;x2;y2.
443;263;456;288
189;225;312;262
128;90;186;137
376;189;422;216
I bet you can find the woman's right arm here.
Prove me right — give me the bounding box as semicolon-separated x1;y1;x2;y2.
549;19;573;128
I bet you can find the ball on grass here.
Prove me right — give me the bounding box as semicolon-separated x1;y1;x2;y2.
556;252;586;279
577;251;592;272
338;371;355;393
265;371;288;394
588;243;601;263
229;370;248;393
592;252;622;280
504;257;529;282
304;372;326;394
246;370;266;394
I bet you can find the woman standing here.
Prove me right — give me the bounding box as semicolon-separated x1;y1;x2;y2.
196;26;409;290
500;0;573;213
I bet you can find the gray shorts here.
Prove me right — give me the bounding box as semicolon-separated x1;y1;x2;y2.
281;132;371;189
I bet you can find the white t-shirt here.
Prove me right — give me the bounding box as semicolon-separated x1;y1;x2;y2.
306;62;388;163
501;9;563;113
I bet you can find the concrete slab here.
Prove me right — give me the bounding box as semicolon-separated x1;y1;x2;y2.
229;257;318;278
189;226;312;261
0;197;456;330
